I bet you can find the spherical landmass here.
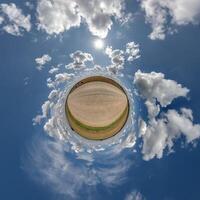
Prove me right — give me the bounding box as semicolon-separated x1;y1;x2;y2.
65;76;129;140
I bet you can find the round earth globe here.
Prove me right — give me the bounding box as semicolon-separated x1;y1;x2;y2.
65;76;129;140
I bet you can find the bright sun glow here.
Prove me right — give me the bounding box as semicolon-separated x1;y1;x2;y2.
100;2;106;9
94;39;104;50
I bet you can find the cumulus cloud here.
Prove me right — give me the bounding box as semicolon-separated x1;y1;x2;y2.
135;70;200;160
33;100;51;125
140;108;200;160
48;89;59;100
105;46;125;74
134;70;189;108
105;41;140;74
140;0;200;40
47;72;74;88
66;50;93;70
54;73;74;84
36;0;128;38
0;3;31;36
125;191;145;200
33;71;74;125
48;66;59;74
126;42;140;62
35;54;52;70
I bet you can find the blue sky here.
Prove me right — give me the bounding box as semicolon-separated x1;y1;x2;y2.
1;0;200;200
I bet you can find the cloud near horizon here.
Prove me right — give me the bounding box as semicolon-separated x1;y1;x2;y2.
35;54;52;70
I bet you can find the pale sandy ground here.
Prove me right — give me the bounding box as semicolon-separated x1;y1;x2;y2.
67;81;128;127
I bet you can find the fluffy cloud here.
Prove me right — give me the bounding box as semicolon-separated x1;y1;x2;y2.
35;54;52;70
105;41;140;74
134;70;189;108
55;73;74;84
48;89;59;100
140;0;200;40
126;42;140;62
47;73;74;88
48;66;59;74
105;46;125;74
33;71;74;127
36;0;127;38
33;100;51;125
135;70;200;160
140;108;200;160
66;50;93;70
0;3;31;36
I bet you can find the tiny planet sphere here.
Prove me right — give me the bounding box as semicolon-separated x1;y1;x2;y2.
65;76;129;140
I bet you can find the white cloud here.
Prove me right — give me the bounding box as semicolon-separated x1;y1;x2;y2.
134;70;200;160
24;136;133;198
36;0;127;38
54;73;73;83
48;89;59;100
35;54;52;70
166;108;200;143
120;134;136;149
141;108;200;161
33;72;72;125
66;50;93;70
140;0;200;40
33;100;51;125
35;73;70;136
134;70;189;108
48;67;59;74
125;191;145;200
105;41;141;74
0;3;31;36
105;46;125;74
126;42;140;62
43;117;58;137
145;99;160;118
46;73;74;88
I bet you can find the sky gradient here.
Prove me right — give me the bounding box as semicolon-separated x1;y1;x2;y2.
1;1;200;200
